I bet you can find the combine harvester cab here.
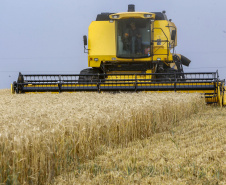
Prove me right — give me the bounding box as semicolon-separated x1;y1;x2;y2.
11;5;226;106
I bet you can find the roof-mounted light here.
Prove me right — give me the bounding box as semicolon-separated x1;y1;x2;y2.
112;15;120;19
144;14;153;18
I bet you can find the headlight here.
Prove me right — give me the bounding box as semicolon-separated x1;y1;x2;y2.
112;15;119;19
144;14;152;18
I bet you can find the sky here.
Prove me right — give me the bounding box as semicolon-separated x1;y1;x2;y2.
1;0;226;89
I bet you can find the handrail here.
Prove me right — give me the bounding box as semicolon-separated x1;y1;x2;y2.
151;27;169;58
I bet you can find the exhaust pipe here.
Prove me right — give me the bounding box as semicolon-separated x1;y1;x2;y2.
128;4;135;12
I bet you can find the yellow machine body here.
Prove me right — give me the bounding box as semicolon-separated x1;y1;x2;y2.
88;12;176;69
88;21;116;67
11;5;226;106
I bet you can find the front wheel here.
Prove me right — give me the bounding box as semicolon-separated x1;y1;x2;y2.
78;68;103;83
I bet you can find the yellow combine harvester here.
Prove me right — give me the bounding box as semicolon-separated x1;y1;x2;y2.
12;5;226;106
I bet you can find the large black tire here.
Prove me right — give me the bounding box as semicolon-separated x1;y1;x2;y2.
78;68;103;83
156;65;185;82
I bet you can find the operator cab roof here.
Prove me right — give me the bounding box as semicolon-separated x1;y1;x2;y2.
96;12;168;21
96;4;168;21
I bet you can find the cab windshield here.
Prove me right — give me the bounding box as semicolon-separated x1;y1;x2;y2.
116;19;151;58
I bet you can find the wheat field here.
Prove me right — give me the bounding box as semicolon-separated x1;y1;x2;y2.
0;89;220;184
55;107;226;185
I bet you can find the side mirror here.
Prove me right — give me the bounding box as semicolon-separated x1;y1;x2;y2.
83;35;88;53
83;35;87;46
171;30;176;41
